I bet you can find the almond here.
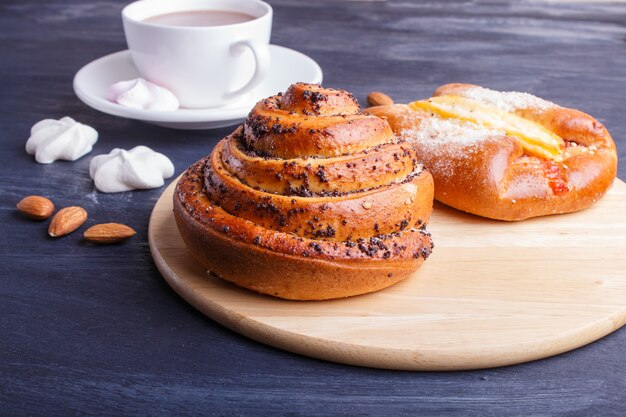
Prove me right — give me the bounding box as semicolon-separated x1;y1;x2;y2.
17;195;55;220
367;92;394;107
83;223;136;244
48;206;87;237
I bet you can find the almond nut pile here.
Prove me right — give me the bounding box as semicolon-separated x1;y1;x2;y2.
16;195;136;244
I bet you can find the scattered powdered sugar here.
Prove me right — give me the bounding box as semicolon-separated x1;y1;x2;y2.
401;116;504;144
401;117;505;180
461;86;555;112
418;141;484;181
397;87;556;181
85;190;99;204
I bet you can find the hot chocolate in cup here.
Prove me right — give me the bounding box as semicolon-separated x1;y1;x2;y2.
122;0;272;109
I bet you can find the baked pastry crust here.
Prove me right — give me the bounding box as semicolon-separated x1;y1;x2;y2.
367;83;618;221
174;83;434;300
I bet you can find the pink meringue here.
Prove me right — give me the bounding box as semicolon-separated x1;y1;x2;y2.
107;78;179;111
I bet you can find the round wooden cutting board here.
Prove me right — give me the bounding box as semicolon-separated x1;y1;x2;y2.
149;178;626;371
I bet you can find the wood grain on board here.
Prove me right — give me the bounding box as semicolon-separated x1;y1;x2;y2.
149;178;626;371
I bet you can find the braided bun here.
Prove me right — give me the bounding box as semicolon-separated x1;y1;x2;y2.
367;83;617;221
174;83;434;300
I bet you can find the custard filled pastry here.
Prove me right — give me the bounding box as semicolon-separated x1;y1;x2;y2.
367;83;617;221
174;83;434;300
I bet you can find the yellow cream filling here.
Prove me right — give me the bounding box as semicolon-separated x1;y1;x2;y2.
409;95;564;160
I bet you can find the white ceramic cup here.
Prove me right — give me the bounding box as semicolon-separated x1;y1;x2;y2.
122;0;272;109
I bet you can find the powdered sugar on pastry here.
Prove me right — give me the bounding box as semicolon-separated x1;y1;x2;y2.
401;117;505;180
401;116;504;144
460;86;555;112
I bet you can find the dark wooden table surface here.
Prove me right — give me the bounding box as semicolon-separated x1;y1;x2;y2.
1;0;625;415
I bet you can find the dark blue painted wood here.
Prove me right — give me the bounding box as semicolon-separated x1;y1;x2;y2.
1;1;624;416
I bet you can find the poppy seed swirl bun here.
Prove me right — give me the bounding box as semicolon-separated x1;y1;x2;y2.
174;83;435;300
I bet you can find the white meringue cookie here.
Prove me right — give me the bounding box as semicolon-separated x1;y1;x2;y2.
89;146;175;193
107;78;179;111
26;117;98;164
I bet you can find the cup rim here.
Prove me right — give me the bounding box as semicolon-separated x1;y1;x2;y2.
122;0;272;31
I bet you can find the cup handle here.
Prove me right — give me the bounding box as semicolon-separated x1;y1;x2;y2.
224;40;270;101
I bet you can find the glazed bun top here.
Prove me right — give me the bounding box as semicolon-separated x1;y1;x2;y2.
243;82;398;159
206;82;431;243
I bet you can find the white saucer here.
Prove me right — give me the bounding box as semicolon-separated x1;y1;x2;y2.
73;46;323;129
